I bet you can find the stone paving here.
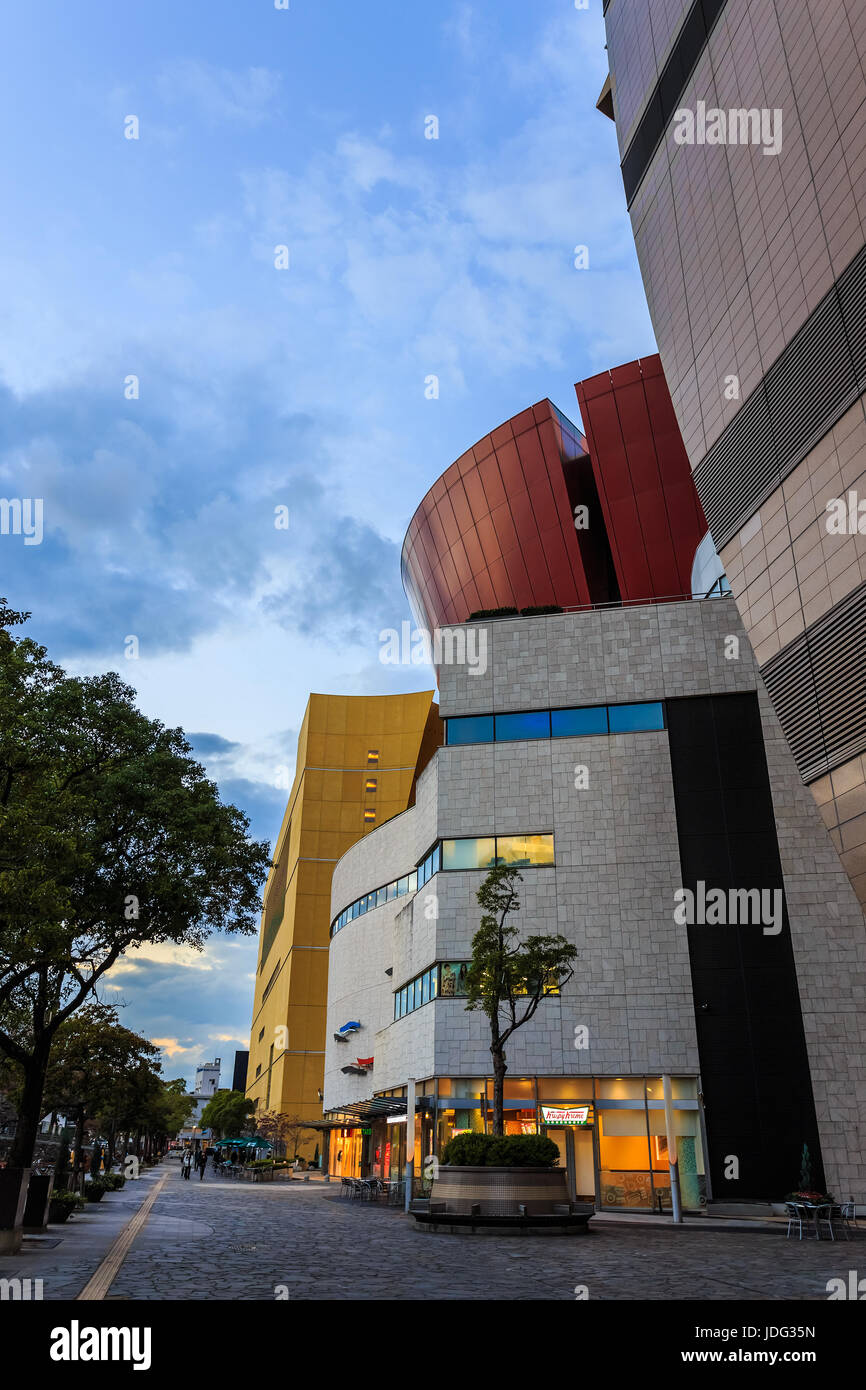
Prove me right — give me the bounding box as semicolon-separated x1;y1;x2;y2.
98;1166;860;1301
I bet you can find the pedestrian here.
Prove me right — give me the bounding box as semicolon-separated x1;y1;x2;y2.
181;1149;192;1180
197;1150;207;1180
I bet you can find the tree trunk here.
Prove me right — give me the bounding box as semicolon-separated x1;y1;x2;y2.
491;1045;507;1137
8;1040;53;1168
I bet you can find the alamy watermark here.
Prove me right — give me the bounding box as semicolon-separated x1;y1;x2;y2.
0;497;43;545
673;101;782;156
674;881;784;935
379;621;487;675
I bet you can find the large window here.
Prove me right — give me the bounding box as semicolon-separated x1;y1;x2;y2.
441;834;553;870
417;842;442;887
445;699;665;745
441;836;497;871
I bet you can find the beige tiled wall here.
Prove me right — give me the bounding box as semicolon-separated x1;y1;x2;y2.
626;0;866;468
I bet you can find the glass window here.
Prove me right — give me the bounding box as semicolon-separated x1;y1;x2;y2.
418;858;428;888
397;876;408;896
441;837;497;871
387;881;397;901
551;705;608;737
495;710;551;742
431;843;441;874
446;715;495;745
375;887;386;907
408;871;417;892
429;967;438;1000
394;993;400;1021
440;962;470;997
608;702;665;733
496;833;555;867
401;987;409;1016
421;971;430;1005
596;1077;645;1101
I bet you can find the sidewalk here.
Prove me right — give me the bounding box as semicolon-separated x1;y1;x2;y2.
0;1167;165;1301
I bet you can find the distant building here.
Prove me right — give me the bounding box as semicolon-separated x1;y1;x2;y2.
232;1051;249;1094
178;1058;222;1144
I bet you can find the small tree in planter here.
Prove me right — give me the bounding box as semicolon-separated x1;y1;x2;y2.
464;865;577;1137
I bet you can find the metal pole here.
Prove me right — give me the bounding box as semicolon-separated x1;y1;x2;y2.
662;1074;682;1223
404;1077;416;1213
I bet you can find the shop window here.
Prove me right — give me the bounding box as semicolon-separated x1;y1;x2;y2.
538;1078;594;1100
596;1077;645;1101
439;962;470;997
551;705;608;737
446;715;495;745
608;701;664;733
495;833;555;867
598;1109;653;1209
441;836;497;871
494;710;551;742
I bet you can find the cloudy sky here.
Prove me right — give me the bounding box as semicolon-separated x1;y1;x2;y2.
0;1;655;1090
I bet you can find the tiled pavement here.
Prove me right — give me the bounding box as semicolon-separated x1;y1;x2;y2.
3;1165;860;1301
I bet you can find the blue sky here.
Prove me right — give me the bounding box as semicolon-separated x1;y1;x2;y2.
0;1;655;1090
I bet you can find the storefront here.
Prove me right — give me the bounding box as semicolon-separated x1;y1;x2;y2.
353;1075;707;1211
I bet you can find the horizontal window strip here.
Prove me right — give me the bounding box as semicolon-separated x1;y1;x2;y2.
620;0;729;207
694;240;866;551
445;701;664;745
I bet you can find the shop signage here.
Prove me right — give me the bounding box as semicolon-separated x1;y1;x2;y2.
361;1128;371;1136
386;1114;407;1125
541;1105;590;1126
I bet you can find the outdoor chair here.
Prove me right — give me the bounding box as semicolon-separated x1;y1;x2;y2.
840;1200;858;1231
785;1202;807;1239
830;1205;852;1240
813;1203;835;1240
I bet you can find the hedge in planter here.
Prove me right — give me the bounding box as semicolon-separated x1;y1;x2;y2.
441;1133;560;1167
84;1179;109;1203
48;1190;85;1223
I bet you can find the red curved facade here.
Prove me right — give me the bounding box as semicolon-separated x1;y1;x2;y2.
402;355;707;634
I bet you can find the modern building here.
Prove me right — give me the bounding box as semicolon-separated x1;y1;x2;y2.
177;1058;222;1145
598;0;866;910
322;370;866;1209
245;692;442;1155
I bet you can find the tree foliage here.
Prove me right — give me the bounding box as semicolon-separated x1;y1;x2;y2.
199;1089;255;1139
0;601;271;1166
464;864;577;1136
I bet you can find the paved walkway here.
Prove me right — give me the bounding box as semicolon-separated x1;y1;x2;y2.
5;1163;857;1301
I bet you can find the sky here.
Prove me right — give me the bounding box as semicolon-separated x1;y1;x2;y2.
0;0;655;1091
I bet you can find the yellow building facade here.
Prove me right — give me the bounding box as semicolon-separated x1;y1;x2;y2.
246;691;441;1156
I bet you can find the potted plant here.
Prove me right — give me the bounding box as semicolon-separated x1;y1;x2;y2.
84;1178;109;1203
48;1190;85;1224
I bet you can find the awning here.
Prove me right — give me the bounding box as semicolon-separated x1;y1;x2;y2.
323;1097;415;1122
215;1137;272;1148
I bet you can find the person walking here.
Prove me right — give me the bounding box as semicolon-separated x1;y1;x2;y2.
197;1149;207;1181
181;1149;192;1180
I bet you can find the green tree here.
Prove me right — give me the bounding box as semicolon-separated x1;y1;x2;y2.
0;600;271;1169
42;1002;162;1186
464;865;578;1136
200;1089;254;1140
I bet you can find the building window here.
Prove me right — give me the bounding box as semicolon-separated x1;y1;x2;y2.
441;836;497;871
444;700;666;745
440;834;553;871
364;808;376;823
608;702;665;733
551;705;608;737
255;1063;262;1078
367;750;379;765
258;1027;265;1042
365;778;377;792
445;714;495;745
495;833;555;867
495;710;551;741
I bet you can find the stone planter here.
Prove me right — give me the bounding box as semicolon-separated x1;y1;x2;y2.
0;1168;30;1254
429;1164;570;1216
23;1173;55;1234
84;1184;106;1203
48;1199;74;1224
